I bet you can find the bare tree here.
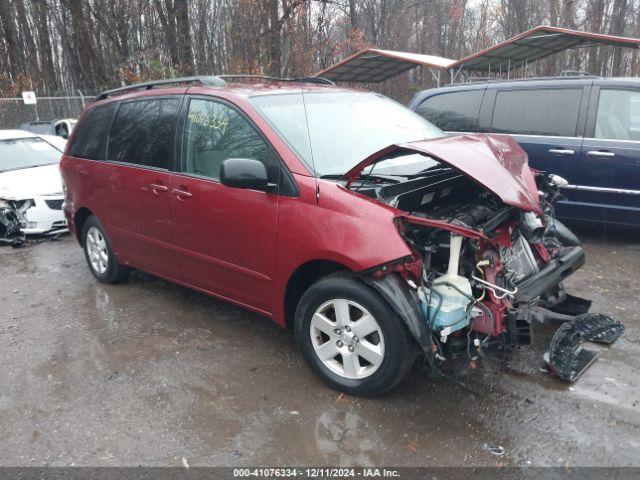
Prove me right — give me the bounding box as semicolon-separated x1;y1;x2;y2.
0;0;24;84
2;0;640;96
610;0;628;75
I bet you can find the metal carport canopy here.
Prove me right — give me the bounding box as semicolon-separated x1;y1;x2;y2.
315;26;640;83
450;25;640;72
315;48;455;83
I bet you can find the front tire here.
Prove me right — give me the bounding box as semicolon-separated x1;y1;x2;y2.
294;274;417;397
82;215;130;284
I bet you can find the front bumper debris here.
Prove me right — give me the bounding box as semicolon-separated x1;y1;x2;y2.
0;206;25;247
545;313;624;382
515;246;585;303
575;313;625;344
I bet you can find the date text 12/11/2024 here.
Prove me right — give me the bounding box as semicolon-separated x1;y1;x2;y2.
232;468;401;478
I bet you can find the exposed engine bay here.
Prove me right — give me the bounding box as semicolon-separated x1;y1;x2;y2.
350;153;624;383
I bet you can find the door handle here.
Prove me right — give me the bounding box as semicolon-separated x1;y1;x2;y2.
150;183;169;193
548;149;575;155
586;150;616;157
172;188;192;199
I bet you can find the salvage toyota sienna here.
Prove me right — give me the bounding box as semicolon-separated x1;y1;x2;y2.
60;76;623;396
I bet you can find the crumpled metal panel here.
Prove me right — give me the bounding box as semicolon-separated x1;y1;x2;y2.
344;133;543;214
0;206;25;246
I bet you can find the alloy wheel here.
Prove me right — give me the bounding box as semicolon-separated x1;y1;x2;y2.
86;226;109;275
310;299;385;380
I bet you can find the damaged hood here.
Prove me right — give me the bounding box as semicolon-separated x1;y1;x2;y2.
0;164;63;200
344;133;542;214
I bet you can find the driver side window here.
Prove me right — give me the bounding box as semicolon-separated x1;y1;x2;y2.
183;98;278;182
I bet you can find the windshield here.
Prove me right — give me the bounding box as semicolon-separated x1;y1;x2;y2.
250;91;444;176
0;138;61;172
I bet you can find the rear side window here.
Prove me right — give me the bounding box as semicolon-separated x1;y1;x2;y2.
69;103;117;159
491;88;582;137
416;90;483;132
107;98;180;169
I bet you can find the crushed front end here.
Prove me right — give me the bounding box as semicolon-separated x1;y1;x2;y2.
349;135;624;382
0;196;68;237
0;200;25;247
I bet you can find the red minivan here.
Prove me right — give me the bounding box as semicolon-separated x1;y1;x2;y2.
61;76;619;395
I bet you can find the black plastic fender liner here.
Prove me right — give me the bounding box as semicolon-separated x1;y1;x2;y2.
546;321;599;382
363;273;433;353
545;313;623;382
575;313;624;344
548;292;592;316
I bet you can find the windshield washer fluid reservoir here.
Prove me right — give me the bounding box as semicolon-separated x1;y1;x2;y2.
420;234;473;335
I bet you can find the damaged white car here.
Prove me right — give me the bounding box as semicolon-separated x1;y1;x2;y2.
0;130;67;245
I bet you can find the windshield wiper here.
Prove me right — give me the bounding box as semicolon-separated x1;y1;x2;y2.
401;166;453;178
321;173;401;184
322;168;451;182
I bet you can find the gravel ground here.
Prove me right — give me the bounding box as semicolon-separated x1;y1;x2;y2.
0;222;638;467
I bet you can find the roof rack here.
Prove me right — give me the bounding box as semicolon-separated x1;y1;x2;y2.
96;74;336;101
459;73;603;85
96;75;226;100
559;70;597;77
219;74;335;85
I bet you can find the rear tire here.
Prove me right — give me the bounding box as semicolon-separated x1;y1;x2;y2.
82;215;130;284
294;274;417;397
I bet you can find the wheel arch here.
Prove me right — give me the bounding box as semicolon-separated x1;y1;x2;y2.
74;207;93;245
283;259;350;329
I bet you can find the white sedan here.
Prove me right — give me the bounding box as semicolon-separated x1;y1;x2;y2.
0;130;67;235
38;133;68;152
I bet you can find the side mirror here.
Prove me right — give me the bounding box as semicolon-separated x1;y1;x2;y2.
220;158;276;192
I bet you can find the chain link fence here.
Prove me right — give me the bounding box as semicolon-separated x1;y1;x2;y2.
0;94;96;129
